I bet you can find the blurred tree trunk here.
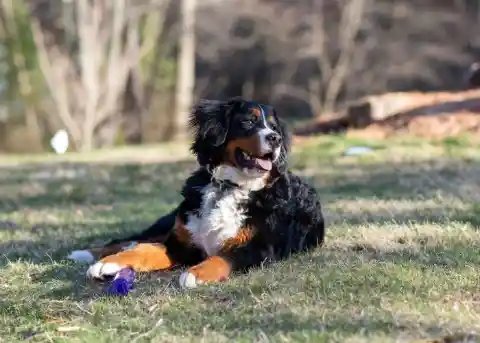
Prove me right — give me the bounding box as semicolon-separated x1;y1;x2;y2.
174;0;196;141
301;0;368;116
122;68;144;144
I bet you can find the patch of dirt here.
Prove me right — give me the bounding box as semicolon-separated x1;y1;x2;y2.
294;90;480;140
349;111;480;140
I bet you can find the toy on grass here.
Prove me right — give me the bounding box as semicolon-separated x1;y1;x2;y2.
104;267;135;296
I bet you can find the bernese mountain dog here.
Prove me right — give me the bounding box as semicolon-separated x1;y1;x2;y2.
68;97;325;288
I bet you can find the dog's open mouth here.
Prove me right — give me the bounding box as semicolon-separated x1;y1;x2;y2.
235;148;273;171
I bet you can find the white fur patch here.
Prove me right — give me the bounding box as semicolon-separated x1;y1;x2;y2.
185;165;263;256
258;127;276;155
186;183;248;256
86;261;123;280
273;146;281;162
68;250;95;264
258;105;277;155
179;271;201;289
212;165;266;190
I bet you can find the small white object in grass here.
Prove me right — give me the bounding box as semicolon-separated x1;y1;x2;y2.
50;129;69;154
179;271;202;289
67;250;95;264
343;146;373;156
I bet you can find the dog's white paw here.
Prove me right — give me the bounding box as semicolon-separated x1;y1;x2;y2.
86;261;123;280
179;271;204;289
68;250;95;264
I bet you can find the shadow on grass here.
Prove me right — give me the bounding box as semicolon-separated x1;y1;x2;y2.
315;159;480;200
0;219;158;266
207;311;420;337
328;206;480;229
1;152;479;210
0;160;196;211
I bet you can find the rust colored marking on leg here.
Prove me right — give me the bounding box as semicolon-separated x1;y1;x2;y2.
219;227;253;253
187;256;232;283
100;243;174;272
89;235;168;260
173;216;192;245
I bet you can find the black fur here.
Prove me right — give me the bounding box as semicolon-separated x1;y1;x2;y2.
104;97;325;274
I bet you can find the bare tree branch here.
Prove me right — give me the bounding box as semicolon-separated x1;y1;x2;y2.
323;0;368;112
174;0;196;140
27;0;169;151
78;0;101;151
311;0;332;85
30;18;82;146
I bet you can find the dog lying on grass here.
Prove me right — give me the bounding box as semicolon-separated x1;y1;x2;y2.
69;97;325;288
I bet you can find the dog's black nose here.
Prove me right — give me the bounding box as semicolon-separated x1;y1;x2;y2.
266;132;282;146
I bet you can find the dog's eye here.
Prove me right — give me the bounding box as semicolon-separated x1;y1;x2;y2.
244;120;255;127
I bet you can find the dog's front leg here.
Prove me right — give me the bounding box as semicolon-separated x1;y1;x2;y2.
179;255;232;288
86;215;202;280
178;227;269;288
86;242;176;280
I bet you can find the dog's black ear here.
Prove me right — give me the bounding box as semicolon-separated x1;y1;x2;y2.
217;96;249;141
278;118;291;155
189;97;246;145
189;99;228;147
274;118;291;175
189;97;246;166
269;107;291;177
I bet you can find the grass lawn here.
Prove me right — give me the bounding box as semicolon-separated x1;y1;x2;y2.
0;134;480;343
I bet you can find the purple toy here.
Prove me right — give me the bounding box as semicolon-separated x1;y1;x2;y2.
105;268;135;296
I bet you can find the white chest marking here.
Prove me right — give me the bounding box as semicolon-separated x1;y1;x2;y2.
186;183;250;256
185;165;266;256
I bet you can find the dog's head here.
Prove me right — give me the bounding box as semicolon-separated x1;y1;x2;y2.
189;97;290;186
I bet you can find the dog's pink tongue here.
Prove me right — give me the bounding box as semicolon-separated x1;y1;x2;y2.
255;158;272;171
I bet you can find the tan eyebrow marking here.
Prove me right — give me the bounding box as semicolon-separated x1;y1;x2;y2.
252;107;262;118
